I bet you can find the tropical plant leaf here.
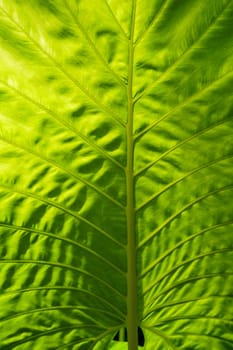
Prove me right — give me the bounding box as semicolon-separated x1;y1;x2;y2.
0;0;233;349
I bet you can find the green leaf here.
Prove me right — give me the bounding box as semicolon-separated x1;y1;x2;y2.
0;1;233;349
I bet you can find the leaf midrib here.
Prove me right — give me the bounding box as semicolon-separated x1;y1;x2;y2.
126;1;137;349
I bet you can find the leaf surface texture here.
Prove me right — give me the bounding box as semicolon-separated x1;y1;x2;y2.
0;0;233;349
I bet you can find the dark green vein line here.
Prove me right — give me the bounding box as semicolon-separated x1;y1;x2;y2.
134;70;233;139
138;184;233;248
142;272;233;299
134;0;232;103
0;79;125;171
1;306;122;323
144;295;233;318
0;259;126;300
60;328;120;350
0;135;125;210
151;315;233;326
64;0;126;88
141;248;233;291
142;326;178;350
1;324;103;350
0;223;125;274
88;326;124;350
58;327;122;350
0;286;125;318
0;6;125;127
57;337;93;350
0;183;124;248
174;332;233;345
135;116;232;177
103;0;129;39
136;154;233;213
134;0;169;45
126;1;137;349
138;221;233;278
142;276;233;318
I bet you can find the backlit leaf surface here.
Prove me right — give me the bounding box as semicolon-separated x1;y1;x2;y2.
0;1;233;349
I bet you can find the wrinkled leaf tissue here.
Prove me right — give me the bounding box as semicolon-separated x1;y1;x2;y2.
0;1;232;349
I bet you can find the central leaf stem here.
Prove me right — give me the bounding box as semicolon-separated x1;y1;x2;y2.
126;1;137;350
